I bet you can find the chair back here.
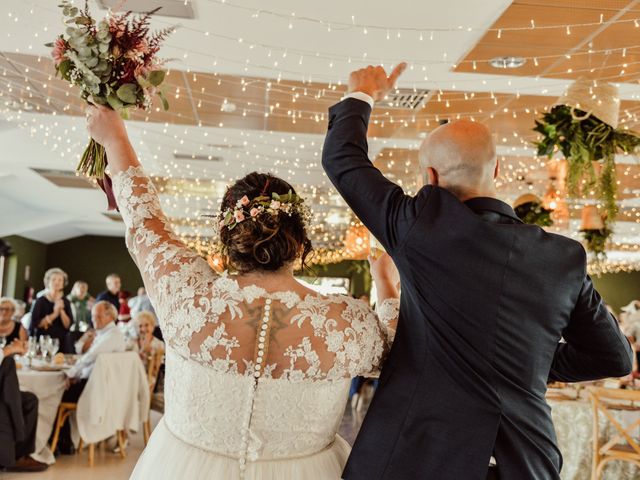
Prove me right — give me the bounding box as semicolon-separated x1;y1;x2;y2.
76;352;150;444
587;387;640;459
146;348;165;395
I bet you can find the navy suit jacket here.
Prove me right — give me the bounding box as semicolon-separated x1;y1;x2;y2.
322;98;633;480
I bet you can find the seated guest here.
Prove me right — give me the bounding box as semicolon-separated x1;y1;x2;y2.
128;287;155;317
56;301;126;454
63;301;126;401
127;312;164;369
0;298;28;344
0;340;47;472
11;300;26;324
96;274;121;312
29;268;73;353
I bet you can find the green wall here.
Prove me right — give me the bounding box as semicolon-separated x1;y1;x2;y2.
45;236;143;297
593;271;640;315
1;235;48;299
1;235;142;300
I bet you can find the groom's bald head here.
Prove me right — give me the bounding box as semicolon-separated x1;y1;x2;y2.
419;120;498;200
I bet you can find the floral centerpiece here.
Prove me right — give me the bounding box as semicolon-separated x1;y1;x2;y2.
47;0;173;209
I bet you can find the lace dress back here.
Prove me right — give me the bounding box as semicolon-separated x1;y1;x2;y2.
112;166;398;478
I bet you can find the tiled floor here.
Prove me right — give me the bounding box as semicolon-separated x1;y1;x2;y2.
1;390;375;480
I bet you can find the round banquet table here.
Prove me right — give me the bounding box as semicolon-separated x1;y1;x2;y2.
16;363;66;465
550;398;640;480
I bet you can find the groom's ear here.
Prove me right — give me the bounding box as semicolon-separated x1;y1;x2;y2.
426;167;439;186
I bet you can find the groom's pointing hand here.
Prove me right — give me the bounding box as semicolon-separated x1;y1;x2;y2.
348;62;407;102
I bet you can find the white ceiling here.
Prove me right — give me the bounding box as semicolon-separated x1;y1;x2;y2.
0;0;639;266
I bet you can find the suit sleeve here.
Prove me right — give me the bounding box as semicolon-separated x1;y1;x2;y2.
321;98;430;253
549;274;633;382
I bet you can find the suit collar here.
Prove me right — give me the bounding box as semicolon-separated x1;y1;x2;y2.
463;197;522;224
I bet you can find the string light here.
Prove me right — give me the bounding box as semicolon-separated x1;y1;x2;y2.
1;3;639;267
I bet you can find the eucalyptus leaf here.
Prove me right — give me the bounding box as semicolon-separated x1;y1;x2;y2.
157;90;169;111
106;93;123;111
116;83;138;104
148;70;166;87
57;59;73;79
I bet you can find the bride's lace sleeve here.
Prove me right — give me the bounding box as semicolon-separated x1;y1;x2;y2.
112;166;216;350
341;297;399;378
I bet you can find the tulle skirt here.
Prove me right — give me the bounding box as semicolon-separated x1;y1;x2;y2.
130;418;351;480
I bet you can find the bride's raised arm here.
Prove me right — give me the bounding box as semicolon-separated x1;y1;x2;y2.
86;106;215;337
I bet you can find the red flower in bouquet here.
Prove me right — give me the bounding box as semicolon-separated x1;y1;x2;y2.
51;37;68;66
46;0;174;210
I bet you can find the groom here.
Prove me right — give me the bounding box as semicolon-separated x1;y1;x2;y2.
322;64;633;480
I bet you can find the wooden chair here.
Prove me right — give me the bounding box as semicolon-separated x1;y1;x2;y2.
588;386;640;479
50;401;127;466
49;402;77;454
143;348;165;444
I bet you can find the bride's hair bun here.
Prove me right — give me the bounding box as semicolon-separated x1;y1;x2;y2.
219;172;313;273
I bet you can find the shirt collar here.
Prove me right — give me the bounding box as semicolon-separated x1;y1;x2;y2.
96;321;117;336
463;197;522;224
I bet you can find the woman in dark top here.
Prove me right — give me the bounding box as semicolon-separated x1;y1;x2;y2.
29;268;73;353
0;298;27;344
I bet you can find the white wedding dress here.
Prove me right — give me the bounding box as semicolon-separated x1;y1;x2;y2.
112;166;399;480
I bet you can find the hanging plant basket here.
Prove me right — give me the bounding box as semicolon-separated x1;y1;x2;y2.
513;194;554;227
533;78;640;222
579;205;612;259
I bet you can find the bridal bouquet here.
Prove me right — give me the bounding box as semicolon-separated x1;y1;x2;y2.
47;1;173;208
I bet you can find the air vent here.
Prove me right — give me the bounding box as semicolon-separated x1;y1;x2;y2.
173;153;223;162
207;144;244;150
31;168;97;190
385;89;432;110
96;0;196;19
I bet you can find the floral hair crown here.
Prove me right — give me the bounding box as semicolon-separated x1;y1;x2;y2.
217;190;311;232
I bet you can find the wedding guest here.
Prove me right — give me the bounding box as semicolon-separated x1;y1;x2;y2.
118;291;132;323
56;301;126;454
29;268;73;352
127;311;164;369
0;340;47;472
128;287;155;317
65;301;126;390
96;274;121;311
622;300;640;371
0;298;28;344
67;281;94;332
12;300;26;323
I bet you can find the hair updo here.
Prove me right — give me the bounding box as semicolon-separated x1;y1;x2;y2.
219;172;312;273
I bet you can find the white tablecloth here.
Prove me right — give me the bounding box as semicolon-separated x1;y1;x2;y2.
17;366;66;465
550;399;640;480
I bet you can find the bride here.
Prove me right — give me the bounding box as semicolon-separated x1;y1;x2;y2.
85;106;400;479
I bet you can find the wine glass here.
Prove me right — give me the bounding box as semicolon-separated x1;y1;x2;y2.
49;338;60;362
26;338;38;368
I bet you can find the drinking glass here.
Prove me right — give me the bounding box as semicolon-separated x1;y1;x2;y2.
26;338;38;367
0;336;6;350
49;338;60;361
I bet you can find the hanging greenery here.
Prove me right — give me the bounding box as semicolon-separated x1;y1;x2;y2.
514;201;554;227
533;105;640;221
580;227;613;260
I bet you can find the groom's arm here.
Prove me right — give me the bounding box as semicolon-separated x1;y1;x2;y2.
321;97;430;253
549;273;633;382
